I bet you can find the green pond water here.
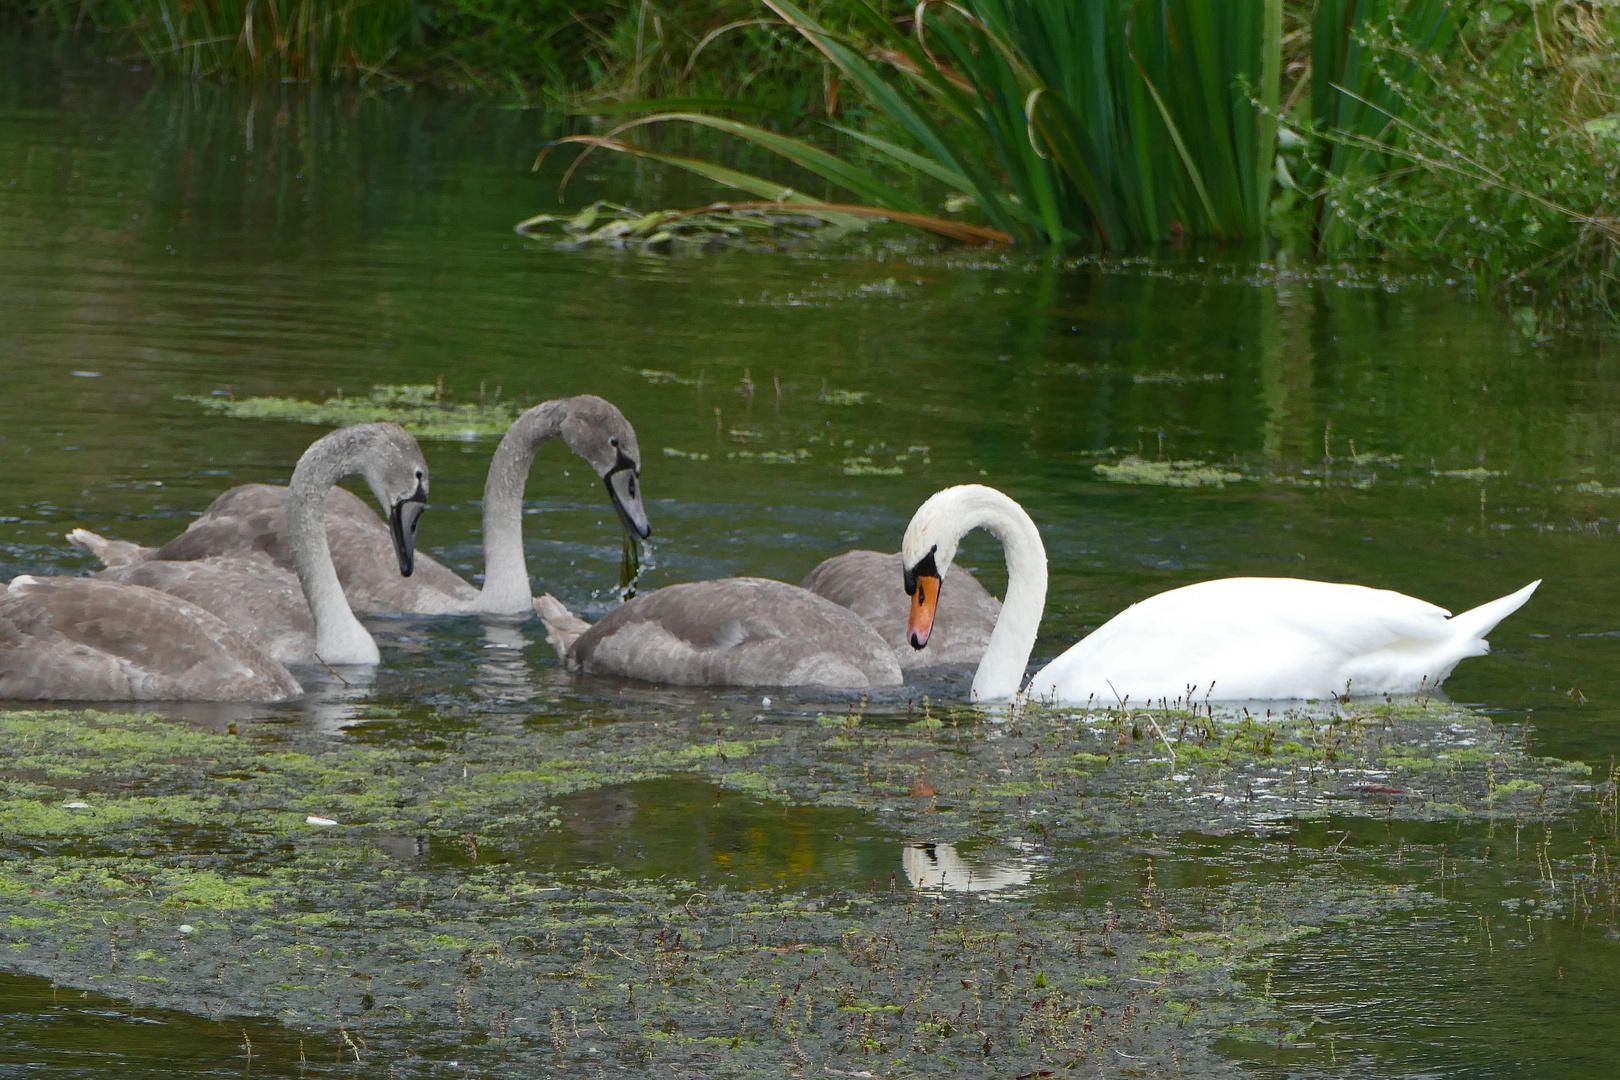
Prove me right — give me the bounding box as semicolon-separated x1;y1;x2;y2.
4;34;1620;1079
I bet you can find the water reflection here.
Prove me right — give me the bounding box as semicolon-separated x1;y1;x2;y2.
902;839;1037;895
473;618;536;700
420;779;906;892
291;662;377;734
0;970;381;1077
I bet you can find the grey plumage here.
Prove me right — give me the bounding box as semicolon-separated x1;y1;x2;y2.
0;577;301;702
802;550;1000;671
538;578;903;688
67;395;649;617
92;552;315;666
74;483;476;616
10;422;431;699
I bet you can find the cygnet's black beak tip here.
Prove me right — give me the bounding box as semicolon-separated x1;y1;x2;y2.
389;497;426;578
605;473;651;540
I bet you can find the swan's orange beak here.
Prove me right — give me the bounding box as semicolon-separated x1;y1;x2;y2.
908;574;940;650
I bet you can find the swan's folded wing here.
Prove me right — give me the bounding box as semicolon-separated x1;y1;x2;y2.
100;553;315;666
1031;577;1457;704
570;579;786;674
0;577;300;701
803;549;1000;668
153;483;476;614
155;483;291;562
569;578;901;688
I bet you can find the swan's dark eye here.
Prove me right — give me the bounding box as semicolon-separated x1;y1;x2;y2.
414;469;424;480
609;437;619;447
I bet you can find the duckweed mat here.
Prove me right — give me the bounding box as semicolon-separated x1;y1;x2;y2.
0;699;1611;1077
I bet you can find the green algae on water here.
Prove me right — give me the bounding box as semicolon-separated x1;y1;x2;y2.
183;384;520;440
1094;455;1249;488
0;702;1609;1077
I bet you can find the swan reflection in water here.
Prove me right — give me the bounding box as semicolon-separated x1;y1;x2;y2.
296;663;379;735
902;840;1034;894
474;620;538;700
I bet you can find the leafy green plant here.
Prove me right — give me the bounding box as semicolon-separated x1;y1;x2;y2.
576;0;851;111
1306;0;1460;247
555;0;1285;248
534;113;1014;243
1313;0;1620;315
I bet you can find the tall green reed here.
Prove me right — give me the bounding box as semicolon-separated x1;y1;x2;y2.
16;0;622;87
30;0;428;81
563;0;1286;248
1307;0;1459;247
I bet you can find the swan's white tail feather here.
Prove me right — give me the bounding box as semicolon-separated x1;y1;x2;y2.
66;528;151;569
535;594;590;657
1447;579;1540;645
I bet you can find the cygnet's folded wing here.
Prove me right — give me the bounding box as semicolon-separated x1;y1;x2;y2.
152;483;477;614
0;577;300;702
97;553;315;666
802;549;1000;670
565;577;903;688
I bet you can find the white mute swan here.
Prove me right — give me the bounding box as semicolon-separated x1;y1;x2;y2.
536;577;902;688
1;423;428;699
70;395;650;618
801;549;999;670
901;484;1540;704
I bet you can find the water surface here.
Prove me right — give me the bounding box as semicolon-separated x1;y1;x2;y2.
3;37;1620;1078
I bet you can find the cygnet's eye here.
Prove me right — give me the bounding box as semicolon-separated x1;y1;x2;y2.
415;468;425;480
609;437;619;447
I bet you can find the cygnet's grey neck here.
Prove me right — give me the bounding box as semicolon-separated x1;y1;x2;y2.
476;400;572;615
288;429;382;665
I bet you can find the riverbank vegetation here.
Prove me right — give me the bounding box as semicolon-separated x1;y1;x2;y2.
3;0;1616;320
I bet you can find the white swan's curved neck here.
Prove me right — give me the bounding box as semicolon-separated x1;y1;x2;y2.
289;431;380;665
944;489;1047;702
476;401;570;615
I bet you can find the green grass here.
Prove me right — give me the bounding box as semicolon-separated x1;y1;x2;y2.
1305;0;1459;248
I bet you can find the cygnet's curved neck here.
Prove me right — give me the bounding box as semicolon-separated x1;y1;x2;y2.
476;400;571;615
289;430;381;665
949;488;1047;702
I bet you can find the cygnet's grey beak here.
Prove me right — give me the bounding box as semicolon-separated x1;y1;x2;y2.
604;449;652;540
389;480;428;577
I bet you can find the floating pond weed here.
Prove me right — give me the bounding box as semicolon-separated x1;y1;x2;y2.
0;699;1608;1074
185;385;520;440
1094;456;1249;489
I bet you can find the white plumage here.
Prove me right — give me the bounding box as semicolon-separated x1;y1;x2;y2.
901;485;1539;704
1026;575;1540;704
